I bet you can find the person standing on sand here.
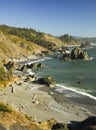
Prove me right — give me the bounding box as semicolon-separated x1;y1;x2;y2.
11;86;14;93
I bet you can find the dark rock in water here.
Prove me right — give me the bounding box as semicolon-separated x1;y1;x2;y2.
58;46;70;54
73;116;96;130
60;47;88;62
38;75;56;88
71;47;83;59
83;50;89;60
31;63;38;70
80;41;91;48
61;53;71;61
27;63;45;70
71;47;88;60
37;63;45;70
77;81;81;85
26;63;37;70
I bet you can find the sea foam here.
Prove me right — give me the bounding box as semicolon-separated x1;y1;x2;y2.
55;84;96;101
26;57;52;65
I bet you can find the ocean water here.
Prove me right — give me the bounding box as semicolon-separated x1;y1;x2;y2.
36;45;96;99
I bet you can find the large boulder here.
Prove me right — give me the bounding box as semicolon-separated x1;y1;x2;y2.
41;50;51;57
4;61;15;70
80;41;91;48
25;74;37;82
83;50;89;60
20;65;27;72
37;63;45;70
38;75;56;88
71;47;88;60
61;53;71;62
52;123;68;130
73;116;96;130
27;63;45;70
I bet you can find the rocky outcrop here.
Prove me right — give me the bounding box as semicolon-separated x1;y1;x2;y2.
20;63;45;72
80;41;91;48
20;65;27;72
61;47;88;61
71;47;88;60
25;74;37;82
60;53;71;62
72;116;96;130
38;75;56;88
52;123;68;130
40;50;51;57
27;63;45;70
4;61;15;70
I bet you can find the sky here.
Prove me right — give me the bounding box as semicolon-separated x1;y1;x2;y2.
0;0;96;37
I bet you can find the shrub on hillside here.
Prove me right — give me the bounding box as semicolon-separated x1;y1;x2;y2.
0;64;13;83
0;102;12;112
0;66;9;81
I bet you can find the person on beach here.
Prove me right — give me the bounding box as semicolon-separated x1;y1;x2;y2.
11;86;14;93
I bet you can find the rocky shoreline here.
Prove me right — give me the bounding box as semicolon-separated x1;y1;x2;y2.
0;55;96;130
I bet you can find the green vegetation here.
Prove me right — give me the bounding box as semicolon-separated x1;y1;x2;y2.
0;102;12;113
0;64;13;88
0;25;49;48
24;114;31;121
0;24;63;50
60;34;77;43
0;66;9;81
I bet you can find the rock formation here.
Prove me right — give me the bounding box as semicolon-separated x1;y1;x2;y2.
38;75;56;88
71;47;88;60
72;116;96;130
61;47;88;61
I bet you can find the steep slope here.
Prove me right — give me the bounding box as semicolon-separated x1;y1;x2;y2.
0;31;47;60
42;33;66;49
0;25;81;60
0;102;42;130
0;25;65;51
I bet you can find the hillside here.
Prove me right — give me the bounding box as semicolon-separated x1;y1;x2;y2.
0;26;48;60
0;25;80;61
0;25;66;55
59;34;79;45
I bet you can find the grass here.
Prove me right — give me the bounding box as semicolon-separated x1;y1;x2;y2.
0;65;12;89
0;66;9;80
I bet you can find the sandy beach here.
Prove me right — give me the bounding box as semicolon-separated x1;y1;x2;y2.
0;56;95;124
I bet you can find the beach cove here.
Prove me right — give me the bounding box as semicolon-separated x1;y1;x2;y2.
0;51;96;126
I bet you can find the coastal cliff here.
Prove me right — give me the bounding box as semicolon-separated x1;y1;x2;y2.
0;24;96;130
